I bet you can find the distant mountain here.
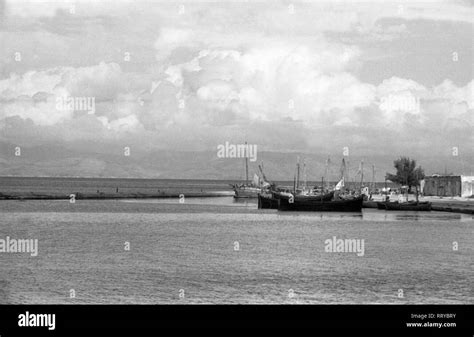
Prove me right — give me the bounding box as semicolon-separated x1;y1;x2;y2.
0;141;472;180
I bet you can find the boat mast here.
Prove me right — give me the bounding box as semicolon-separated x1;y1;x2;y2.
372;164;375;193
303;159;307;191
245;141;249;185
258;163;268;183
321;176;324;201
325;155;330;190
360;160;364;190
415;169;419;203
296;156;300;190
405;169;409;202
345;159;350;191
340;158;346;190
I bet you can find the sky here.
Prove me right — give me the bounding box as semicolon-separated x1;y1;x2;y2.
0;0;472;178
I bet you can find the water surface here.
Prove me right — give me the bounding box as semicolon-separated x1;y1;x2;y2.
1;196;472;304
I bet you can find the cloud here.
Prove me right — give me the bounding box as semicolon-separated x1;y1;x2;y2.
1;45;471;154
155;36;374;125
59;62;124;99
5;0;73;18
0;62;139;127
0;0;472;161
433;79;474;109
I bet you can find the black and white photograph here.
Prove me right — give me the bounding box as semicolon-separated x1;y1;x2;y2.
0;0;472;336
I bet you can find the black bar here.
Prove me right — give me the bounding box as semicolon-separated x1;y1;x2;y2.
0;305;472;337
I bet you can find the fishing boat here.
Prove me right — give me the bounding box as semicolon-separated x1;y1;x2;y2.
231;143;262;198
256;158;302;208
256;164;277;207
256;158;334;209
233;184;261;198
277;193;363;212
258;190;334;209
383;201;432;211
275;159;364;212
362;201;379;208
376;201;387;210
257;193;279;209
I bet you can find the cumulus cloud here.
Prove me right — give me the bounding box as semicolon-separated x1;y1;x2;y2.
433;79;474;109
0;62;143;128
0;0;472;158
152;28;472;137
153;35;376;127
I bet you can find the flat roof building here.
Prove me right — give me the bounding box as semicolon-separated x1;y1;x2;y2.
421;175;474;198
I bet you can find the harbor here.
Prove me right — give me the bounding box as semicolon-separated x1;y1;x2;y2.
0;176;473;214
0;0;472;332
231;154;474;214
0;189;472;305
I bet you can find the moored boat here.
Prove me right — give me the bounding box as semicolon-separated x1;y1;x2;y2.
258;190;335;209
233;185;261;198
277;193;363;212
362;201;379;208
232;144;263;198
377;202;387;210
285;191;335;202
257;193;279;209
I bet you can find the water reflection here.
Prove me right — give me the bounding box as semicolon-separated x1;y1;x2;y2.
232;198;258;207
122;196;256;207
276;212;363;220
362;209;473;222
277;209;473;222
119;198;473;222
393;214;422;221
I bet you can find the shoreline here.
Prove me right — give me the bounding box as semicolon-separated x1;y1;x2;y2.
430;202;474;215
2;192;473;214
0;191;235;200
363;196;474;214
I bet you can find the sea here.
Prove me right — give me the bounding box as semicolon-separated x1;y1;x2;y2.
0;177;472;304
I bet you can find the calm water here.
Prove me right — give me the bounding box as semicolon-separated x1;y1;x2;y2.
0;176;396;196
0;178;472;304
0;176;236;195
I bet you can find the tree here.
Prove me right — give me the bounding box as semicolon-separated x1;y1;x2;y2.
386;157;425;196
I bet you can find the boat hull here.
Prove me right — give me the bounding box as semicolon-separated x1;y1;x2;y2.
362;201;379;208
257;194;279;209
376;202;387;210
278;194;363;212
273;191;334;201
259;191;335;209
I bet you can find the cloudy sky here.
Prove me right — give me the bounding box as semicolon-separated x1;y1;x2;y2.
0;0;472;178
